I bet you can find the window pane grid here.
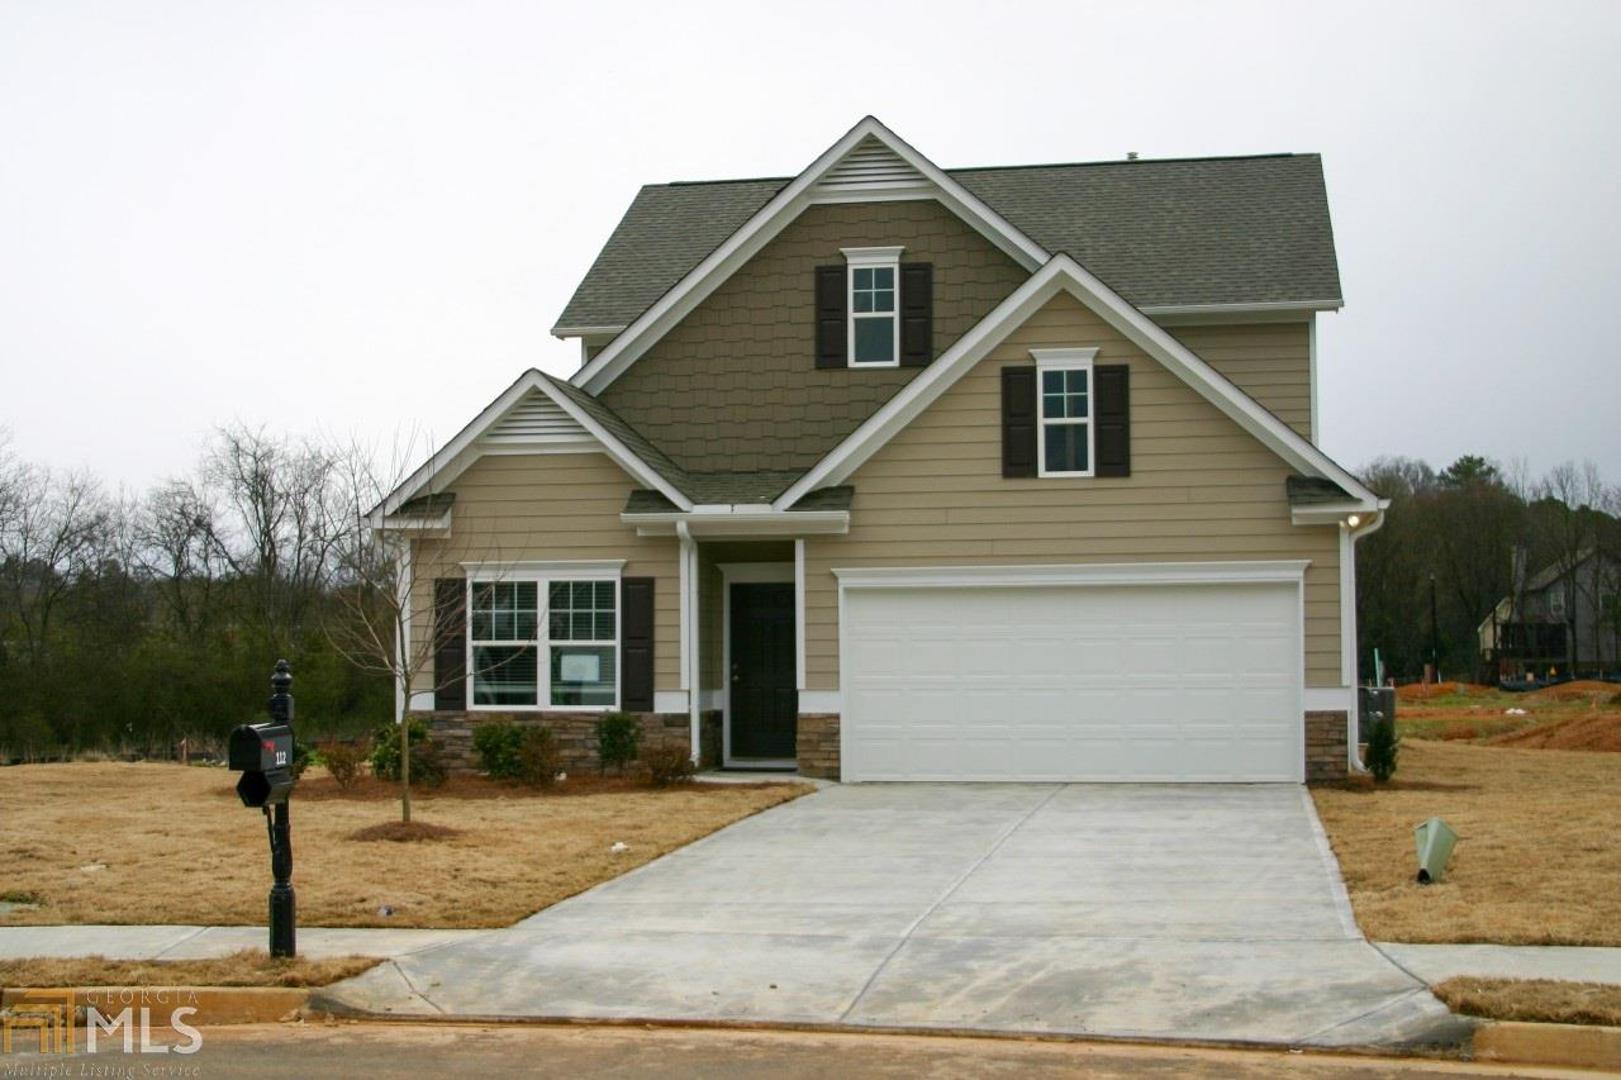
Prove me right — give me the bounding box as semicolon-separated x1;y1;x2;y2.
469;577;618;709
1039;365;1093;474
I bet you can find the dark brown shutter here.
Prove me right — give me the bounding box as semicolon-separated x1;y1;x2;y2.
1001;365;1037;478
1094;363;1131;477
620;577;655;713
899;262;933;367
432;578;466;711
814;265;847;369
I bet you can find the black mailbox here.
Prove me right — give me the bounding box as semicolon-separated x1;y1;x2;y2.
228;722;296;807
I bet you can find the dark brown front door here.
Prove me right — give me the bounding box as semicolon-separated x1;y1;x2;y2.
730;582;797;760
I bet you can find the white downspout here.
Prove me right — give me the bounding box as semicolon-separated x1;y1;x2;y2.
1344;505;1389;773
677;522;700;765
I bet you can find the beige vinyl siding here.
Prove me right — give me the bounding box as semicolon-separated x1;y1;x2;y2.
599;199;1028;474
803;290;1342;691
408;452;680;698
1171;321;1312;440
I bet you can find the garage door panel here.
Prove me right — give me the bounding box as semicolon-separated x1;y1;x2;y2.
843;580;1302;782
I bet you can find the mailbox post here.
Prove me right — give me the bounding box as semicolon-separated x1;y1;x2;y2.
227;660;299;958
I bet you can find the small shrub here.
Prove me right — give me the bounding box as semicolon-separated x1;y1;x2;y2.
595;713;640;775
319;740;368;789
1366;715;1400;783
473;721;525;780
516;726;562;788
370;719;447;788
643;744;695;788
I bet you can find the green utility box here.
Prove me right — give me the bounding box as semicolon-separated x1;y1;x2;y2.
1413;817;1458;884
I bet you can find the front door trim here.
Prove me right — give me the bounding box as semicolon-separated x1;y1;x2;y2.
720;562;797;768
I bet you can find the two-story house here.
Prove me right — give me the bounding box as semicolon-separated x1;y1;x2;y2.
372;117;1386;783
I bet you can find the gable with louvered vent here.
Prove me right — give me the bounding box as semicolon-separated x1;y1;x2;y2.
812;135;928;198
481;390;591;447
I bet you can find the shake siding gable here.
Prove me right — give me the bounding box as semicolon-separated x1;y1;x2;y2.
598;199;1029;474
802;290;1342;691
408;453;681;700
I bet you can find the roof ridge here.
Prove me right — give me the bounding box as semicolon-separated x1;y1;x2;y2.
650;152;1312;189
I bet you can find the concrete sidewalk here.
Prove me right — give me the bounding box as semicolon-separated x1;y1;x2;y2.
9;924;1616;988
1377;943;1621;985
0;924;485;961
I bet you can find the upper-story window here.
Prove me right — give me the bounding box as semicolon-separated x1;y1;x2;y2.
1033;348;1098;477
842;246;904;367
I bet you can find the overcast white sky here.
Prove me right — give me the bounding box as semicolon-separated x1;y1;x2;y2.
3;1;1618;491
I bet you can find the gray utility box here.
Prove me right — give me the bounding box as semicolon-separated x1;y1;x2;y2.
1357;686;1396;743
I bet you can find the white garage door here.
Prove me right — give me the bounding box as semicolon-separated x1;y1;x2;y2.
842;580;1302;782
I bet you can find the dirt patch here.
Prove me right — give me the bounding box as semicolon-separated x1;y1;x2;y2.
1395;682;1495;702
0;949;378;989
1488;713;1621;752
0;762;811;928
1312;739;1621;945
1524;679;1620;703
347;821;464;843
1433;977;1621;1026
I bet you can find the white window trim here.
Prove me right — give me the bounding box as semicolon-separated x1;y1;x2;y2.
1032;347;1098;479
843;246;904;368
463;561;625;713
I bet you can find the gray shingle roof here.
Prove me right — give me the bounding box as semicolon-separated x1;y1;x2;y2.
539;373;693;495
554;154;1341;332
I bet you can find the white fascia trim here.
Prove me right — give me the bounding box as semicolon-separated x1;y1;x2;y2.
622;510;850;537
831;560;1311;590
1304;687;1356;712
1291;503;1377;526
370;369;693;521
460;559;626;579
377;512;452;534
551;324;627;338
798;690;842;713
1138;299;1343;316
571;116;1049;395
654;690;690;714
776;254;1380;511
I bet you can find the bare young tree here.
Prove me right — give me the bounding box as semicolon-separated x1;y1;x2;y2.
323;433;523;824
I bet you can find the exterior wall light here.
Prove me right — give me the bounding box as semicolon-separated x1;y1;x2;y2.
1346;514;1362;528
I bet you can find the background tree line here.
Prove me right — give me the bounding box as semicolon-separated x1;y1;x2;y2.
0;425;396;760
1356;455;1621;682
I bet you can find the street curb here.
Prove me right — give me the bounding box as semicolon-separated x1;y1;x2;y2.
1471;1020;1621;1069
2;986;309;1026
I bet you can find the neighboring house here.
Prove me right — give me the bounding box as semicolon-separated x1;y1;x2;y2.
371;117;1386;784
1478;550;1621;676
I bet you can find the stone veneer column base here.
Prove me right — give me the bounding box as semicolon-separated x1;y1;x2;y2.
412;711;690;776
796;713;840;780
1304;710;1350;784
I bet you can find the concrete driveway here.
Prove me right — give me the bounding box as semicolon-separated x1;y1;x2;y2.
315;784;1468;1049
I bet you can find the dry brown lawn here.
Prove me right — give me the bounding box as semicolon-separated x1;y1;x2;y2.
1432;977;1621;1026
0;949;378;989
1312;739;1621;945
0;763;808;928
